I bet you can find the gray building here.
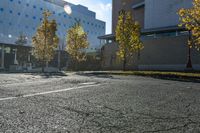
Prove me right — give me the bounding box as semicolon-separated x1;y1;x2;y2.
0;0;105;69
99;0;200;71
144;0;192;29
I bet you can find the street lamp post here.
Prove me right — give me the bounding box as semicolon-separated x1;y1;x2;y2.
57;4;72;71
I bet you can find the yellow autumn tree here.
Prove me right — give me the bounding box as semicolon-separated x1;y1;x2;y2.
116;10;143;71
178;0;200;51
66;22;89;68
32;10;59;72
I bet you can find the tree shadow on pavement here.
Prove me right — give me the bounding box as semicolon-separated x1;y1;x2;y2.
76;72;116;79
29;72;68;79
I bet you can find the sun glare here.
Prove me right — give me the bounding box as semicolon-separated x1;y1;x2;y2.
64;5;72;15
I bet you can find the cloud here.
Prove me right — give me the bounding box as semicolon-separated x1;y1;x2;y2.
63;0;112;34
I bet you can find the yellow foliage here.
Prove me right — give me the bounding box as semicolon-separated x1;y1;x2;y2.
115;11;143;60
32;10;59;63
66;23;89;62
178;0;200;50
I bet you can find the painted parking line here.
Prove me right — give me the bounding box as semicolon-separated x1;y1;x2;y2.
0;83;102;102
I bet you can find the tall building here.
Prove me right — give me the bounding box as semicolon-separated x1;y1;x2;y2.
0;0;105;69
99;0;200;70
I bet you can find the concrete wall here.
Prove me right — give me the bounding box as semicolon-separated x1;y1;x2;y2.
145;0;192;29
112;0;144;33
133;5;145;28
101;35;200;71
139;35;200;70
101;42;121;69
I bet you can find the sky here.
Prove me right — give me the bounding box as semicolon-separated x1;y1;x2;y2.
64;0;112;34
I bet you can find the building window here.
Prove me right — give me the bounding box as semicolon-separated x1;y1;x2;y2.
33;5;36;9
25;14;29;18
9;22;12;26
9;10;13;14
40;7;43;11
0;8;4;12
10;0;13;2
25;26;29;29
26;3;29;7
64;14;66;18
33;16;36;20
52;11;55;14
18;1;21;4
17;12;21;16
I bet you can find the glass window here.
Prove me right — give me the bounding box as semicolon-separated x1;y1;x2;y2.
33;5;36;9
17;12;21;16
0;8;4;12
33;16;36;19
26;3;29;7
18;1;21;4
25;14;29;18
9;10;13;14
10;0;13;2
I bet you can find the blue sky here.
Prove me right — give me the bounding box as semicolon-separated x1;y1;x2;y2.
64;0;112;34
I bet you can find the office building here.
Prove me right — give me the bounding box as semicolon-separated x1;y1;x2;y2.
0;0;105;69
99;0;200;70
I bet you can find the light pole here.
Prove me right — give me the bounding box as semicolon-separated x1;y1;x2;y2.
57;4;72;71
57;35;65;71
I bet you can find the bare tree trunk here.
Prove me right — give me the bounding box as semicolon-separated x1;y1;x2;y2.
123;51;127;71
42;61;45;73
123;57;126;71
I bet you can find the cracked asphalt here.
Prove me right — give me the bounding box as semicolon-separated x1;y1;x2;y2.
0;72;200;133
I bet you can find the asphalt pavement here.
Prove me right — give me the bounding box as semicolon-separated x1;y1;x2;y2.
0;72;200;133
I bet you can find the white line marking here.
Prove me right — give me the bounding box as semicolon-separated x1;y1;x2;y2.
0;84;102;102
80;82;97;85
